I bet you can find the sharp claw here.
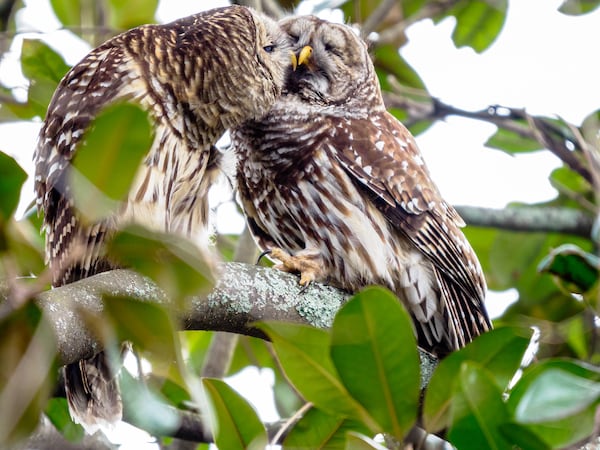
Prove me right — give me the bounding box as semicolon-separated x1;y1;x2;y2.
256;249;272;265
299;283;310;294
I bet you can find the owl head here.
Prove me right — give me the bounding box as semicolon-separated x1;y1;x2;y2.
278;15;384;113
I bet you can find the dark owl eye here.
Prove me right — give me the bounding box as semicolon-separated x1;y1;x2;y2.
289;34;300;43
263;44;275;52
324;43;334;52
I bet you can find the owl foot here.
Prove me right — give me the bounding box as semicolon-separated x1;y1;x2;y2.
269;248;323;287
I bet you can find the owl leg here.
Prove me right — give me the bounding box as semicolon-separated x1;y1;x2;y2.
269;247;324;286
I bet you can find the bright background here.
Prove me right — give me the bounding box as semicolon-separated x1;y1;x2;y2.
0;0;598;447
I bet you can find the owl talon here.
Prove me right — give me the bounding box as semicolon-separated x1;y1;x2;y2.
256;249;272;265
269;247;323;287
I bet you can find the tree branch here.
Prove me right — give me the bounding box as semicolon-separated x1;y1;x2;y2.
456;205;594;238
382;90;595;185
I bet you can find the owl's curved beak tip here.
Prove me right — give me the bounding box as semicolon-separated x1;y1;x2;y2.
291;45;313;71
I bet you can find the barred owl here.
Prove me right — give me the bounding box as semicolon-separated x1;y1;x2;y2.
232;16;491;357
34;5;290;430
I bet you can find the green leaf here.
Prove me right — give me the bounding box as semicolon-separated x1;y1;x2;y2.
538;244;599;293
50;0;82;27
70;102;153;221
374;45;425;91
21;39;69;84
449;0;508;53
507;360;600;448
559;0;600;15
256;321;376;429
0;301;57;447
106;224;214;301
498;422;550;450
120;369;180;436
103;295;178;362
330;287;420;439
107;0;158;29
514;368;600;422
345;432;387;450
0;151;27;222
485;127;543;153
447;362;512;450
423;327;532;432
44;398;84;442
550;166;594;200
203;378;267;450
20;39;70;117
283;407;370;450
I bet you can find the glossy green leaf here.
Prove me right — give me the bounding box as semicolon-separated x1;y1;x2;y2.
150;376;191;409
331;287;420;439
449;0;508;53
103;295;178;362
203;378;267;450
70;102;153;221
423;327;532;432
50;0;82;27
514;368;600;422
498;422;550;450
107;0;158;29
106;224;214;301
283;407;370;450
120;369;180;436
21;39;69;84
538;244;599;293
447;362;511;450
559;0;600;15
345;432;387;450
507;359;600;448
0;151;27;222
20;39;70;116
44;398;84;442
0;301;57;447
256;321;376;429
485;127;543;153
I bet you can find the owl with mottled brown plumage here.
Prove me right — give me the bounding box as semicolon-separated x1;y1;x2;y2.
232;15;491;357
34;5;290;431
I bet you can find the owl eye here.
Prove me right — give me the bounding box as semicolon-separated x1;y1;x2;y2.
263;44;276;53
289;33;300;43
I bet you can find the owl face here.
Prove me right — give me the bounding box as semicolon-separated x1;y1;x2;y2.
250;10;292;103
278;16;379;110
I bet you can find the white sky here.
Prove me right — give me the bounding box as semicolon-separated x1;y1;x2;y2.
0;1;598;445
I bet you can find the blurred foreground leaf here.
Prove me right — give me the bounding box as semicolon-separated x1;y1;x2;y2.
0;151;27;223
203;378;267;450
538;244;599;293
0;301;57;447
107;224;214;302
70;103;152;222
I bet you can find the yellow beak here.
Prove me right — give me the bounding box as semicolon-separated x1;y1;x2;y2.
291;45;313;71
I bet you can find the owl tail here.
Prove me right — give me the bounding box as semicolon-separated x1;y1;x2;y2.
64;351;122;434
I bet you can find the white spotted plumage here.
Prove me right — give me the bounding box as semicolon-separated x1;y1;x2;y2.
34;5;291;431
232;15;491;356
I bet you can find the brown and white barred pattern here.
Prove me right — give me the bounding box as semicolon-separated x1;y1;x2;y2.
232;15;491;357
34;5;290;430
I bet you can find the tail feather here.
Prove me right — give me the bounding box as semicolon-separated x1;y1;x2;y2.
64;351;122;434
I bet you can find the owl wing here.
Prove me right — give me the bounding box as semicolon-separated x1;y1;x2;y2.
331;111;490;344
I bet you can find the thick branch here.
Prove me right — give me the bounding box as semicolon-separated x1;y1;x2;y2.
456;205;594;237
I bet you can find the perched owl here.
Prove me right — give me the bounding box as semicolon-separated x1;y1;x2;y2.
34;5;290;430
232;16;491;357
